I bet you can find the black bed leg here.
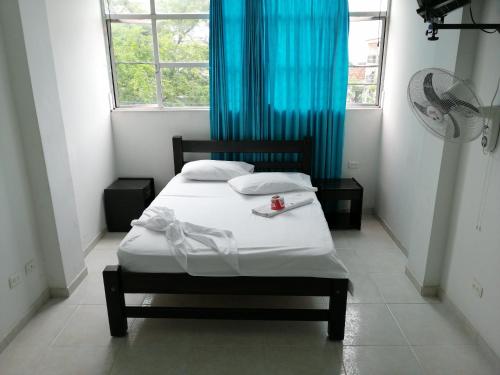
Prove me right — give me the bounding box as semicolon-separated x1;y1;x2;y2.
328;279;348;341
103;265;127;337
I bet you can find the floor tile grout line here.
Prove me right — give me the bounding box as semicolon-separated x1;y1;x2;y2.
385;303;429;374
379;301;440;305
364;277;385;305
46;303;80;348
106;339;126;375
46;306;80;349
407;344;429;375
342;343;421;347
409;343;485;347
384;304;411;346
21;301;84;374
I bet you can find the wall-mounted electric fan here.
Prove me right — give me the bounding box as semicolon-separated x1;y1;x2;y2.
408;68;500;152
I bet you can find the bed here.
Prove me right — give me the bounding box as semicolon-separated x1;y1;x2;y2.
103;136;350;340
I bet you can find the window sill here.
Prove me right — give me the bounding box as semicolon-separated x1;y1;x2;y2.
112;105;382;113
112;106;210;112
347;105;382;110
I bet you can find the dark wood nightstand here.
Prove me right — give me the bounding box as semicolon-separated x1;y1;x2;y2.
104;178;155;232
315;178;363;230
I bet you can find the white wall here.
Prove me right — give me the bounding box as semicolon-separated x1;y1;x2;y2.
377;0;500;357
0;0;64;289
441;0;500;357
376;0;466;288
17;0;86;286
343;108;382;209
112;110;210;193
0;22;48;347
112;108;382;209
0;0;114;345
45;0;116;251
376;0;462;250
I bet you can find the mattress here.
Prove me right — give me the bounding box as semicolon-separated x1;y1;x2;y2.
118;174;349;279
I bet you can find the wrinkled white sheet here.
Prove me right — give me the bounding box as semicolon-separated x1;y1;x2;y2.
131;206;239;275
118;174;349;279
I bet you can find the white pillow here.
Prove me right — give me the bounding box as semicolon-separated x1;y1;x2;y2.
180;160;254;181
228;172;317;195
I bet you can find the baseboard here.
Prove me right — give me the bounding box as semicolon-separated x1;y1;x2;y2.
49;266;88;298
67;266;88;295
405;266;439;297
374;213;408;256
83;229;105;257
375;215;440;297
0;288;50;354
439;288;500;373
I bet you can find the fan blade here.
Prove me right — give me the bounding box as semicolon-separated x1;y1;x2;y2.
413;101;429;117
423;73;452;113
451;99;480;114
448;113;461;139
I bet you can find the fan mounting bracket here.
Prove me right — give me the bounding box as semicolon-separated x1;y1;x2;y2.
482;109;500;153
427;23;500;41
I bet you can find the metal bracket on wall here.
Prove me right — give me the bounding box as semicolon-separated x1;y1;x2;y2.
482;108;500;153
426;23;500;40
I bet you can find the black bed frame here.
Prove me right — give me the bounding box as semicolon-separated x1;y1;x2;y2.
103;136;349;341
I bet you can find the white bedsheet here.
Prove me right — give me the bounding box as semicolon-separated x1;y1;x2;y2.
131;206;240;275
118;175;349;279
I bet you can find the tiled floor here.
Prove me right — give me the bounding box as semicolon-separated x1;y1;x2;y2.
1;216;498;374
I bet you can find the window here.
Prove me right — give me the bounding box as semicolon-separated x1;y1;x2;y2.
347;0;389;106
103;0;209;108
103;0;388;108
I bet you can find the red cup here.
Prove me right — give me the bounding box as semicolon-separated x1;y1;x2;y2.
271;195;285;210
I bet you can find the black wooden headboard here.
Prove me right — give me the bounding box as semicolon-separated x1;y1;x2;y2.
172;136;312;175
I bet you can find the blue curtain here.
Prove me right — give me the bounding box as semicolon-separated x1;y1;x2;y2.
210;0;349;178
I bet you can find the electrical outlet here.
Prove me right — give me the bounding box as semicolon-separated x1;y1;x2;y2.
472;278;483;298
25;260;36;275
348;161;360;169
8;273;22;289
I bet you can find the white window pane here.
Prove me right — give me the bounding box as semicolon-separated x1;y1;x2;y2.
349;19;382;66
105;0;150;14
349;0;387;12
161;67;209;107
111;21;154;63
155;0;209;14
157;19;209;62
347;85;378;105
116;63;157;105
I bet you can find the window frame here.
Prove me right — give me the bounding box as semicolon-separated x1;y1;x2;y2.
348;11;389;108
103;0;210;109
101;4;389;109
